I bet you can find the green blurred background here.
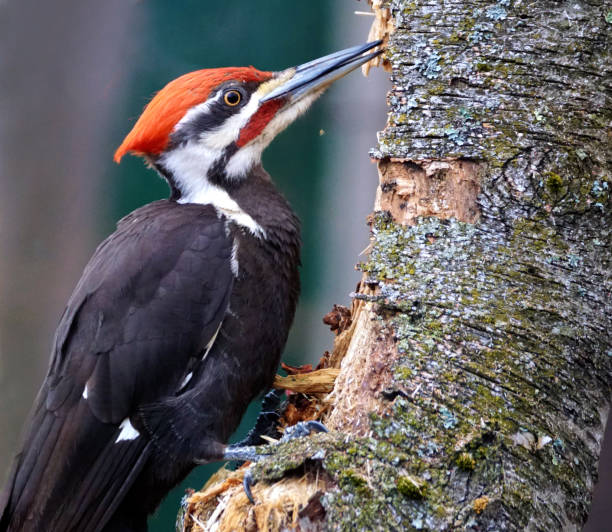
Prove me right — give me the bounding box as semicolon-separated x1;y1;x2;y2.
0;1;387;529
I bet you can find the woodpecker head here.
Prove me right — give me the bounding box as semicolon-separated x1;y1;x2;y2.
114;41;382;202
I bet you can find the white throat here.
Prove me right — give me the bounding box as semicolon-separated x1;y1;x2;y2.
181;180;265;238
159;144;265;238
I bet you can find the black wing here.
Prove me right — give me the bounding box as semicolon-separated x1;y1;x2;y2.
0;200;233;532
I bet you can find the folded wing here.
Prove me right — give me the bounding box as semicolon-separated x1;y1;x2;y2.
0;200;233;532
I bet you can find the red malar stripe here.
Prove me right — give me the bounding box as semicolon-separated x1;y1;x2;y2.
236;99;284;147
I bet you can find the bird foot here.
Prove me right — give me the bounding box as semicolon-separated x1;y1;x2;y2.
279;420;327;442
224;420;328;503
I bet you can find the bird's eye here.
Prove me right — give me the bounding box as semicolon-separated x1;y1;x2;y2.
223;90;242;106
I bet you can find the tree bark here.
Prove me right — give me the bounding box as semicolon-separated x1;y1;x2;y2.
181;1;611;530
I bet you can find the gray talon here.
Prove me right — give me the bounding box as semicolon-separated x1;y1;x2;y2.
243;469;256;504
280;420;328;442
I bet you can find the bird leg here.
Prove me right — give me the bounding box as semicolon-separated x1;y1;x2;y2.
230;389;285;449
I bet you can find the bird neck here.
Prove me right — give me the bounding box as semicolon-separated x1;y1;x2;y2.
151;157;299;242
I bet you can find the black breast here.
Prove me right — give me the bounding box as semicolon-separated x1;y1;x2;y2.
171;166;301;455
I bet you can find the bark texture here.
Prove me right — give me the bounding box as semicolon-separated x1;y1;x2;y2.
182;1;611;530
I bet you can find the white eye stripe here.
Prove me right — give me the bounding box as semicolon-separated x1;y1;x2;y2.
175;97;216;130
200;91;263;150
174;79;283;152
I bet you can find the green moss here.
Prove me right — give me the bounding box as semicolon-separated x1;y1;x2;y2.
456;452;476;471
338;470;372;497
394;366;414;380
545;171;564;194
427;82;446;95
397;475;429;499
402;2;418;15
325;0;612;528
476;62;494;72
348;198;610;525
449;30;463;43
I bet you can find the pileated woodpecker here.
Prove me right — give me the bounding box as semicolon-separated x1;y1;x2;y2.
0;41;381;532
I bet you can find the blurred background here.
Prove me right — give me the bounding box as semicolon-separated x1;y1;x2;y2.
0;1;608;531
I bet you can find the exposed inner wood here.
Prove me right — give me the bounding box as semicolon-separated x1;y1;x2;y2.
273;368;339;394
183;469;330;532
323;297;397;436
375;158;483;225
363;0;393;75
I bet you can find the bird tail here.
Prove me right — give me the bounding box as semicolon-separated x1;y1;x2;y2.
0;395;151;532
0;456;20;531
0;386;51;532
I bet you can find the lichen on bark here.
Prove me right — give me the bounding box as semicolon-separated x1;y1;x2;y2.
357;208;609;529
347;0;611;529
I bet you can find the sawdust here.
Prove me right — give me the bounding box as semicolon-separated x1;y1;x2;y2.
280;394;328;429
322;304;352;335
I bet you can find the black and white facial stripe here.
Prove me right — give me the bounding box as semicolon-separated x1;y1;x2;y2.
167;81;260;151
150;71;320;238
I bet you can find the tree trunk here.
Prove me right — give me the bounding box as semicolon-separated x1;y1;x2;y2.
180;1;611;530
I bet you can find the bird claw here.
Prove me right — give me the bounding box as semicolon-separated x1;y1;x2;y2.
243;469;255;504
232;420;328;504
233;389;285;448
279;420;328;442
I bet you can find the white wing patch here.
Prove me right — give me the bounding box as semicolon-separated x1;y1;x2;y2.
115;418;140;443
176;321;223;393
203;322;222;361
82;384;89;400
231;238;240;277
179;371;194;390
